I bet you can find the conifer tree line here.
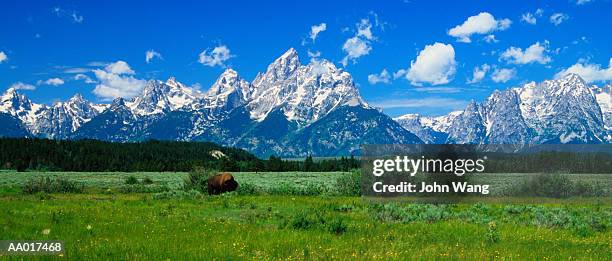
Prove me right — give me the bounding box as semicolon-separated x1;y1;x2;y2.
0;138;360;172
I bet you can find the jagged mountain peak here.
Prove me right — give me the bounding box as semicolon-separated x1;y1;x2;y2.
204;68;251;112
245;48;367;124
110;97;127;109
253;48;301;86
68;93;86;103
0;87;45;127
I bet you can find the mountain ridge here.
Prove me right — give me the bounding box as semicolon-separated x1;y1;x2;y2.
0;48;422;157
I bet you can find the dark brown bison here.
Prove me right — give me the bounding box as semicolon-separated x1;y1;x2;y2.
207;172;239;195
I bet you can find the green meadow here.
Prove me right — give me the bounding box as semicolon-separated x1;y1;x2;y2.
0;171;610;260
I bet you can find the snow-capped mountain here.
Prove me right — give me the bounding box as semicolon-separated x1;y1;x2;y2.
203;69;251;113
33;94;106;139
247;48;366;125
0;88;46;128
127;78;203;116
396;74;610;144
0;48;422;157
592;84;611;142
394;112;461;143
3;48;609;156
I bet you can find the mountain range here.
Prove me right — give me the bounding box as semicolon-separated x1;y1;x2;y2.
395;74;611;145
1;48;610;157
0;48;421;157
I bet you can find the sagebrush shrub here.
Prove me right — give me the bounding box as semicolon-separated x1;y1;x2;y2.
22;177;83;194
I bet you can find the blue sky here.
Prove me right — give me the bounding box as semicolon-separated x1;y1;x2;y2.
1;0;611;116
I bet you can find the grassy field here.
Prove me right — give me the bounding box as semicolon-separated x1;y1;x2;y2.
0;171;610;259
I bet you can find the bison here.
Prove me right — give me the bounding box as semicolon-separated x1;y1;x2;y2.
207;172;239;195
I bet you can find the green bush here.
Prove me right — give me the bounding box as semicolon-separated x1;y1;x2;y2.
335;170;361;196
183;167;216;193
290;209;326;230
327;217;348;235
518;173;573;198
236;182;260;195
142;177;154;185
125;175;139;185
22;177;83;194
513;173;608;198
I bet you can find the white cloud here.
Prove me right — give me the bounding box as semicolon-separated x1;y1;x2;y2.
74;73;96;84
393;69;407;80
145;50;163;63
405;42;456;85
550;13;569;26
521;9;543;25
198;45;233;67
368;69;391;85
307;50;321;58
576;0;593;5
370;97;468;110
52;7;84;23
0;51;7;63
448;12;512;43
71;13;83;23
555;58;612;83
467;64;491;84
500;41;551;65
491;68;516;83
40;78;65;86
341;37;372;66
341;16;383;66
356;19;374;40
63;67;89;74
484;34;498;43
521;13;537;25
309;23;327;42
10;82;36;90
104;61;135;74
92;61;146;100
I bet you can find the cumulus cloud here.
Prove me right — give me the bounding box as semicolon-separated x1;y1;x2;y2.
491;68;516;83
555;58;612;83
550;13;569;26
341;16;382;66
393;69;407;80
521;9;543;25
368;69;391;85
198;45;233;67
341;37;372;66
10;82;36;90
145;50;163;63
74;73;96;84
484;34;498;43
104;61;135;74
467;64;491;84
40;78;65;86
448;12;511;43
404;42;456;86
309;23;327;42
92;61;146;100
521;13;536;25
500;41;551;65
0;51;7;63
